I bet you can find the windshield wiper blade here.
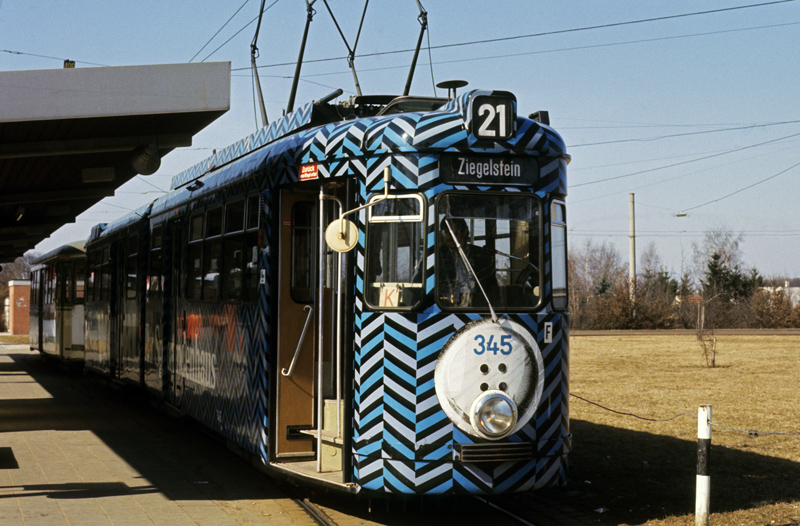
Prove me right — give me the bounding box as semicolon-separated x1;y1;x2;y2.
492;248;539;285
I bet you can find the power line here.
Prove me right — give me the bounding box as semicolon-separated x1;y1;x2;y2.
570;141;800;207
1;49;110;67
571;119;800;148
683;160;800;212
572;229;800;235
572;130;800;188
245;17;799;84
199;0;281;63
307;20;799;82
235;0;797;72
570;230;800;239
570;139;800;172
189;0;252;63
134;175;168;194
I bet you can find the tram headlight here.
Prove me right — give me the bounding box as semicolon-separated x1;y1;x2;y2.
470;391;517;440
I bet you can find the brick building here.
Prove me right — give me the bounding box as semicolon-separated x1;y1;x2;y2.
8;280;30;335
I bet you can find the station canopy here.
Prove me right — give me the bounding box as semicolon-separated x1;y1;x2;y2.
0;62;231;262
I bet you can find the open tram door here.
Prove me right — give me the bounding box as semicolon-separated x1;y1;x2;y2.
274;183;351;480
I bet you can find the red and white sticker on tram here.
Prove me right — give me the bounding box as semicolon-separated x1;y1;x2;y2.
300;164;319;181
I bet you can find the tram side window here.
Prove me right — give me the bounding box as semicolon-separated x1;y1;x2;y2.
223;200;245;302
365;194;425;309
91;250;101;302
243;194;260;303
29;270;37;306
45;266;55;305
87;251;96;301
100;246;111;301
187;215;203;300
61;263;72;303
203;207;223;301
149;226;163;295
35;270;42;305
74;260;85;304
126;234;139;299
436;193;541;311
551;201;568;310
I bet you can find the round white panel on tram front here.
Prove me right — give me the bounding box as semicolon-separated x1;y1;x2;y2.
434;318;545;440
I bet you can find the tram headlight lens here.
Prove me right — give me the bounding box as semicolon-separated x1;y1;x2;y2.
470;391;517;439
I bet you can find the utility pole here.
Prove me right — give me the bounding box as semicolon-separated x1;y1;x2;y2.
629;193;636;301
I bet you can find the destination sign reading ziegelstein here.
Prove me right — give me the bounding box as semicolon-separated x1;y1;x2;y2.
439;155;538;186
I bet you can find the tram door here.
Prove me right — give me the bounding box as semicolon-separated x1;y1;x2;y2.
56;261;70;356
115;234;140;383
275;189;337;460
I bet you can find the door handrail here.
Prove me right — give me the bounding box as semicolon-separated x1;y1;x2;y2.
281;305;313;377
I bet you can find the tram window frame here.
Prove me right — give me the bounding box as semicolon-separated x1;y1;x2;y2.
126;234;139;300
203;207;223;301
551;200;568;311
435;191;543;312
91;249;101;302
243;194;260;304
62;262;72;304
364;193;426;311
149;225;163;295
100;245;111;302
246;194;259;230
74;259;85;304
86;251;96;302
183;196;261;304
45;265;56;305
29;270;37;306
187;214;204;300
290;201;315;304
222;199;245;302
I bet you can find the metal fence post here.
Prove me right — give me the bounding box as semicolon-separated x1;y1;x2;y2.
696;405;712;526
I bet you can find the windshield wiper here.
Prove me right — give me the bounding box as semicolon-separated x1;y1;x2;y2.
492;248;539;285
443;219;498;323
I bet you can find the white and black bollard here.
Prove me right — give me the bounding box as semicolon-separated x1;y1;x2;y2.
695;405;712;526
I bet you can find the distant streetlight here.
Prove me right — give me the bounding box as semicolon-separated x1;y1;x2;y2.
676;212;687;217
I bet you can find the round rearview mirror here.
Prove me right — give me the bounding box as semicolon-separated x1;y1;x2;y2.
325;219;358;252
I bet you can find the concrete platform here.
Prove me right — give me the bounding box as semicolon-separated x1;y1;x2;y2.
0;343;315;525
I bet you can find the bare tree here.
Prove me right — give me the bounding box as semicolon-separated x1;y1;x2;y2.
690;226;744;289
568;240;627;329
750;283;800;328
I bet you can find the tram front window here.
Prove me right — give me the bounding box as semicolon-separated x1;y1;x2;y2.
437;193;541;310
365;194;425;309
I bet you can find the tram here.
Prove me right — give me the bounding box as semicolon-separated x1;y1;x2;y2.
44;86;571;495
29;242;87;361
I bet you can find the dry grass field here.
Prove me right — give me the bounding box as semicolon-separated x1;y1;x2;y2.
568;333;800;525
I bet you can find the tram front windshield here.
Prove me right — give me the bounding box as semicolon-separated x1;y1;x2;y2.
437;193;541;310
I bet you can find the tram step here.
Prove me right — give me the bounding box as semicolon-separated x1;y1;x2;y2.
298;428;343;445
297;428;343;472
295;400;345;472
323;399;345;435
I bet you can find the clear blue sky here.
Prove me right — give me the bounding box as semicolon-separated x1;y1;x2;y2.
2;0;798;279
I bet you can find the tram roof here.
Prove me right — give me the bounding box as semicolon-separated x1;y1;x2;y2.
165;89;568;195
90;89;570;241
0;62;231;263
32;241;86;267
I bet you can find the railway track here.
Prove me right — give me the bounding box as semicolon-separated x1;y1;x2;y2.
293;489;602;526
293;493;340;526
